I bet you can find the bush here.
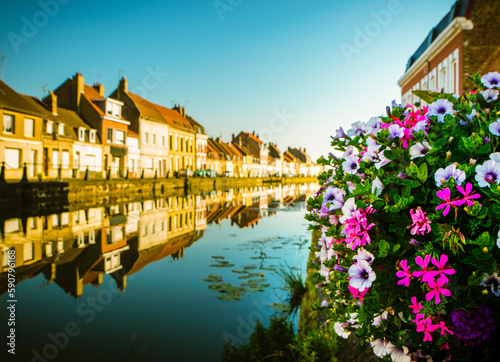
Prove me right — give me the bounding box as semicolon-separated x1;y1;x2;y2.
305;72;500;361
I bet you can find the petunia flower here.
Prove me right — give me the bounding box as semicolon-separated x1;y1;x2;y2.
347;121;367;137
480;89;499;102
334;321;350;339
475;159;500;187
481;71;500;88
370;338;395;358
396;259;412;287
428;254;456;284
348;260;376;292
371;177;384;197
428;99;455;122
489;120;500;136
413;254;434;283
426;277;451;304
353;247;374;265
389;345;411;362
452;182;481;207
435;188;454;216
409;141;431;159
375;149;393;169
434;163;466;187
342;154;359;175
480;272;500;297
332;127;349;140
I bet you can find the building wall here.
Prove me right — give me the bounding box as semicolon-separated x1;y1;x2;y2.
140;119;169;177
168;128;195;172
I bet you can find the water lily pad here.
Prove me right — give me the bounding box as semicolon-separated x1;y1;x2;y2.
240;279;267;287
245;286;266;293
270;303;291;312
243;266;257;270
212;256;225;259
272;246;283;249
216;294;242;302
238;273;262;280
203;275;223;283
231;270;248;274
260;267;277;271
209;261;235;267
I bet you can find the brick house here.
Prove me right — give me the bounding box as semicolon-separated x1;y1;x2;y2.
399;0;500;105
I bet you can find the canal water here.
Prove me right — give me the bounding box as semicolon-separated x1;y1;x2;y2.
1;182;318;362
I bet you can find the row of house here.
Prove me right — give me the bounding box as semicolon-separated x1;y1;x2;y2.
0;183;318;298
0;73;318;181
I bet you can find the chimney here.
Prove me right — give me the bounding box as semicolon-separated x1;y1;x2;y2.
304;148;306;153
119;76;128;93
44;91;58;116
93;82;104;97
252;131;255;136
73;72;85;112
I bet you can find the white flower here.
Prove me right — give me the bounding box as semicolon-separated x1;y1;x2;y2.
342;155;359;174
371;177;384;197
334;322;350;339
409;141;431;159
339;197;356;223
389;345;410;362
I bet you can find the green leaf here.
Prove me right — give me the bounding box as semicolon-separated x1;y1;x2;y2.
417;163;428;183
412;90;440;104
401;186;411;199
379;240;390;258
393;244;401;253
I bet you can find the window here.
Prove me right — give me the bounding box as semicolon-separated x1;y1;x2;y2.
58;123;64;136
116;130;125;145
78;128;85;141
107;128;113;143
174;136;178;151
46;121;53;134
89;130;96;143
113;103;120;117
107;102;113;115
5;148;21;169
142;224;147;236
161;136;165;147
151;134;156;145
144;132;148;144
24;118;34;137
160;220;165;231
180;137;184;152
3;114;15;133
168;217;172;232
62;150;70;169
169;135;173;150
53;150;59;169
150;222;155;234
146;158;153;170
23;243;34;261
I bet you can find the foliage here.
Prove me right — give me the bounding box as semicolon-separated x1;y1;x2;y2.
305;72;500;361
275;265;308;317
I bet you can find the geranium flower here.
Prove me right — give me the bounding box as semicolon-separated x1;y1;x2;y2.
348;285;367;301
396;259;412;287
481;71;500;88
416;317;440;342
348;260;376;292
452;182;481;207
434;163;466;186
409;296;423;314
428;254;455;283
409;141;431;159
438;320;454;337
426;277;451;304
428;99;455;122
475;159;500;187
489;120;500;136
480;272;500;297
412;254;434;283
480;89;499;102
407;208;432;236
435;188;454;216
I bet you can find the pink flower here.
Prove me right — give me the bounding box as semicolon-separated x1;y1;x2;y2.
412;255;434;283
416;317;440;342
409;296;423;314
408;208;432;235
452;182;481;207
428;254;456;284
396;259;412;287
348;285;367;301
426;278;451;304
438;320;454;336
435;188;454;216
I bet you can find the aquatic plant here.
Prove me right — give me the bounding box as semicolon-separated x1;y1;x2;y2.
306;72;500;361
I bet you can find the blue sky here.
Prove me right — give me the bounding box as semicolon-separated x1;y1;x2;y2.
0;0;456;160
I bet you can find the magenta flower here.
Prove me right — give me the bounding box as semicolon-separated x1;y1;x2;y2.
452;182;481;207
408;208;432;235
409;296;423;314
416;317;440;342
426;278;451;304
413;255;434;283
435;188;454;216
438;320;454;336
396;259;412;287
428;254;456;283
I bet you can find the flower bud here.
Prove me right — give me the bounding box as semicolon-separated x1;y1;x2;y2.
469;158;477;166
446;151;452;163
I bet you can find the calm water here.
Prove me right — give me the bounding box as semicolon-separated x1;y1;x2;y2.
1;183;318;362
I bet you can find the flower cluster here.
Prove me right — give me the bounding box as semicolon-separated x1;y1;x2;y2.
306;72;500;361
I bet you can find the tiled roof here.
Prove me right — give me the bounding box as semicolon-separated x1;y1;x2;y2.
0;80;45;116
231;142;252;157
283;151;295;162
83;85;104;100
127;92;165;122
127;129;139;138
241;131;262;143
268;144;281;159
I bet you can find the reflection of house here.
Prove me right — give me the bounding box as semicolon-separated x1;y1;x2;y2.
54;73;129;177
195;195;207;231
0;80;44;180
167;195;195;239
399;0;500;104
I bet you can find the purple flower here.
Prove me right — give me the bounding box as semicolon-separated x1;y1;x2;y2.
371;177;384;197
332;127;349;140
480;89;499;103
481;71;500;88
450;305;497;346
353;247;374;265
366;136;381;151
409;141;431;159
348;260;376;292
480;272;500;297
434;163;466;187
375;149;393;169
339;197;356;224
412;120;428;134
428;99;455;122
347;121;366;137
366;117;382;135
333;264;348;273
475;159;500;187
387;123;404;140
322;186;345;210
342;155;359;174
489;120;500;136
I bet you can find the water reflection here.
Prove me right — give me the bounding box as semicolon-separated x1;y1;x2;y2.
0;183;317;300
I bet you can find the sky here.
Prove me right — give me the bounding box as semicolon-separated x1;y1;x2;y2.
0;0;457;161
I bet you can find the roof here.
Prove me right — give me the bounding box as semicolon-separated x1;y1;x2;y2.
241;131;262;143
268;144;281;159
283;151;295;162
405;0;470;71
0;80;45;116
127;129;139;138
231;142;252;157
207;140;221;160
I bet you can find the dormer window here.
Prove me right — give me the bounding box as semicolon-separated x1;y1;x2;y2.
89;130;96;143
78;127;85;141
106;102;113;115
113;103;120;117
58;123;64;136
46;120;53;134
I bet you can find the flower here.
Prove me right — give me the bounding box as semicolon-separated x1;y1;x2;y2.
412;254;434;283
375;149;393;169
409;141;431;159
498;230;500;249
480;272;500;297
348;285;367;301
347;121;366;137
366;116;382;135
437;320;454;337
334;321;351;339
434;163;466;186
481;71;500;88
409;296;423;314
489;120;500;136
428;254;455;284
475;159;500;187
353;247;374;265
342;155;359;175
426;277;451;304
322;186;345;210
370;338;395;358
389;345;410;362
450;305;497;346
332;127;349;140
371;177;384;197
387;123;405;140
452;182;481;207
408;208;432;236
348;260;376;292
416;317;440;342
339;197;356;223
396;259;412;287
428;99;455;122
435;188;454;217
480;88;499;102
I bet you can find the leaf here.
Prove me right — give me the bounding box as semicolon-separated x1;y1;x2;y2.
393;244;401;253
401;186;411;199
379;240;390;258
417;163;428;183
412;90;440;104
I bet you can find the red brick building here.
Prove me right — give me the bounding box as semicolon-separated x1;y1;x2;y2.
398;0;500;105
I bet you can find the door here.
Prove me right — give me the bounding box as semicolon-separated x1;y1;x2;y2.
30;150;37;178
